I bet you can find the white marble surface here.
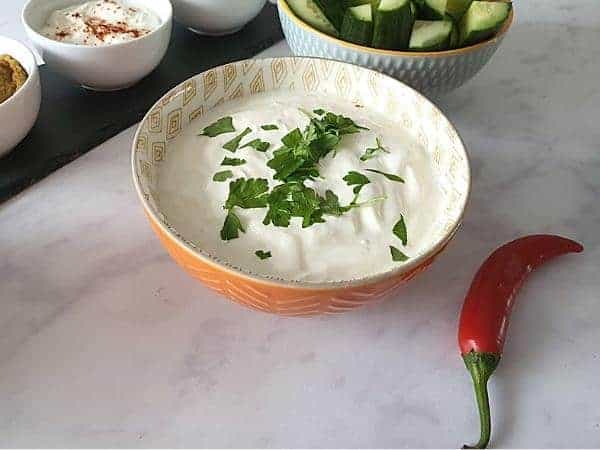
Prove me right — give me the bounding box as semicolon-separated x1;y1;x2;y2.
1;1;600;447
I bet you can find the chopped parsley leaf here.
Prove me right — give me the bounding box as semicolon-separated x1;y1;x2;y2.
261;124;279;130
255;250;272;260
241;138;271;152
390;245;409;262
213;170;234;182
222;127;251;152
221;211;244;240
360;137;390;161
366;168;405;183
393;215;408;246
224;178;269;210
199;117;235;137
221;157;246;166
343;171;370;204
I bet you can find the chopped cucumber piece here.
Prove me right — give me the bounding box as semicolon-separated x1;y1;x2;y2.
372;0;414;50
459;1;511;46
287;0;339;36
446;0;472;19
341;3;374;45
409;19;453;51
419;0;447;20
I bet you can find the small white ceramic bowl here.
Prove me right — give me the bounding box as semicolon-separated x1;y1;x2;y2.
278;0;513;97
0;36;41;158
171;0;267;36
21;0;173;91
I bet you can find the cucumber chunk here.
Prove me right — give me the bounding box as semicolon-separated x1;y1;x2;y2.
287;0;339;36
459;1;511;46
372;0;414;50
409;20;453;51
341;4;374;45
446;0;472;19
419;0;447;20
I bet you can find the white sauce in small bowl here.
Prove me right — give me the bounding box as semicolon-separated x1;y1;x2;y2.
157;92;445;283
41;0;161;46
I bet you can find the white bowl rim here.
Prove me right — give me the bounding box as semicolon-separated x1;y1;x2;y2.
21;0;173;50
278;0;514;59
0;36;39;110
131;56;472;290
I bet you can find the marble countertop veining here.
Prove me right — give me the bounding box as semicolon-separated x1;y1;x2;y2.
1;0;600;447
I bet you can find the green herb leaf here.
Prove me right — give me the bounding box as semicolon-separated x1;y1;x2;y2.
221;211;244;240
221;157;246;166
313;108;326;115
224;178;269;210
360;137;390;161
366;168;405;183
213;170;234;182
319;190;351;216
281;128;303;147
393;215;408;246
222;127;251;152
343;171;371;203
199;117;235;137
255;250;272;260
240;138;271;152
390;245;409;262
263;182;324;228
261;124;279;131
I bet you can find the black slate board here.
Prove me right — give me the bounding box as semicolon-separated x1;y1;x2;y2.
0;4;284;204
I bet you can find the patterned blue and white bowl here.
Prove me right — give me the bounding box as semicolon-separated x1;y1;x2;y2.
277;0;513;97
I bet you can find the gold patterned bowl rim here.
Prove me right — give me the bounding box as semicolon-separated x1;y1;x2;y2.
278;0;514;59
131;56;471;290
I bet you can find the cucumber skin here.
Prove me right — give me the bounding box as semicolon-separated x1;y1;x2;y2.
340;7;374;45
418;0;446;20
446;0;472;19
449;20;459;48
458;2;511;46
315;0;346;30
372;3;415;50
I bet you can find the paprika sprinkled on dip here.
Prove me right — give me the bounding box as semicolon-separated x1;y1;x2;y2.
40;0;161;46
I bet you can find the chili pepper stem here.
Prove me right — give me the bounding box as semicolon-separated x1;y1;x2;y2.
462;351;501;449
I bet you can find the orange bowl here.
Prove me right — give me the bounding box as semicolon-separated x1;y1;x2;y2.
131;57;471;315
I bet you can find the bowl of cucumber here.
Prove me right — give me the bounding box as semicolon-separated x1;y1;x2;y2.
278;0;513;96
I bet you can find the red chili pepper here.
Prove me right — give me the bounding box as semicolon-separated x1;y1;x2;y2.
458;234;583;449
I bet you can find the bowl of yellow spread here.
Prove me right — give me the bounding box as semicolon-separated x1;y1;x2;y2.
0;36;41;157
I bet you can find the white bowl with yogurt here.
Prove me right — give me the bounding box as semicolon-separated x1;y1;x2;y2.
170;0;267;36
132;57;471;315
22;0;172;91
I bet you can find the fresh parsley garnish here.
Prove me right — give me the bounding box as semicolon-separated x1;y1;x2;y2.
213;170;234;182
221;211;244;240
255;250;272;260
241;138;270;152
343;171;370;204
199;117;235;137
390;245;409;262
221;157;246;166
222;127;251;152
266;110;367;183
263;182;324;228
393;215;408;246
220;178;269;241
360;137;390;161
224;178;269;210
261;124;279;131
313;108;326;115
366;168;405;183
